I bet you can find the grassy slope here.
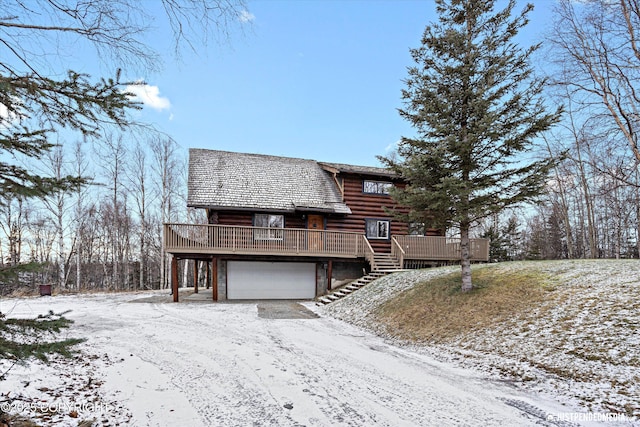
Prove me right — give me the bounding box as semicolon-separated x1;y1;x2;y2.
323;260;640;419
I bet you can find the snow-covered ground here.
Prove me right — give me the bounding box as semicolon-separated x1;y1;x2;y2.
0;287;599;426
323;260;640;426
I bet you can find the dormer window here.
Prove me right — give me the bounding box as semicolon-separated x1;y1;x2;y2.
363;180;392;195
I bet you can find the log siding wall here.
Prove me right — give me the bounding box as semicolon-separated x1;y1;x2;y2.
327;174;408;253
211;211;306;229
207;173;409;253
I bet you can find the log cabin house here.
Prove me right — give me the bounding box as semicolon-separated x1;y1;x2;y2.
164;148;489;301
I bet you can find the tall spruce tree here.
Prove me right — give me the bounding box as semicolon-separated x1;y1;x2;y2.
380;0;562;291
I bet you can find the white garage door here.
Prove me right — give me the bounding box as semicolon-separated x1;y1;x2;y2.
227;261;316;300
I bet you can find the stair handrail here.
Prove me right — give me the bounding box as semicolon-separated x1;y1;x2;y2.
362;235;376;271
391;236;405;269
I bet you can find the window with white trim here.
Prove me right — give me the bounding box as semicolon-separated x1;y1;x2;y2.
365;219;390;240
363;180;392;195
254;214;284;240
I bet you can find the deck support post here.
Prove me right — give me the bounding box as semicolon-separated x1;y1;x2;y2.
205;260;210;289
171;256;179;302
212;257;218;301
193;260;199;294
327;260;333;291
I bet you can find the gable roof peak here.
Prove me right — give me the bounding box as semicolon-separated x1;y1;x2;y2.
187;148;353;214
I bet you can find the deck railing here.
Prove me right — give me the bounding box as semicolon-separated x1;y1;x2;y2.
391;236;406;268
393;235;489;262
362;236;376;270
164;223;364;258
164;223;489;262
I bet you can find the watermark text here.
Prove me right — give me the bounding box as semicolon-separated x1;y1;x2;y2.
547;412;631;423
0;400;116;415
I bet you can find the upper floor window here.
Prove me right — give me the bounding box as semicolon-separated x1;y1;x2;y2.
366;218;390;240
363;180;392;195
408;222;426;236
254;214;284;240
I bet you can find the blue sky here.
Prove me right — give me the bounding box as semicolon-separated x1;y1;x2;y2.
130;0;556;167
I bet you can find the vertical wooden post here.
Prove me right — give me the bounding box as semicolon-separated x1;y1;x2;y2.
212;257;218;301
327;260;333;291
205;260;210;289
171;256;179;302
193;260;199;294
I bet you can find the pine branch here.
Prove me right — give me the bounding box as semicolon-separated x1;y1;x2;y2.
0;311;85;365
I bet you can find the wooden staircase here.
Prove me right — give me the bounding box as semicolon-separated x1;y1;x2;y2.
371;252;403;272
316;252;404;305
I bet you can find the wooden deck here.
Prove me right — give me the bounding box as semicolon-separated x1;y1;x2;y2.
164;223;489;262
393;235;489;262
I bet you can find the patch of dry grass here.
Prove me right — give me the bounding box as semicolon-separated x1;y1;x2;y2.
0;412;39;427
328;260;640;418
376;264;555;344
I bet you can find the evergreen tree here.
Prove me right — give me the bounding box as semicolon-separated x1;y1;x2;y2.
0;13;139;368
481;213;523;262
502;214;522;260
0;311;85;364
380;0;562;291
0;0;248;280
0;71;134;196
481;225;508;262
0;0;247;366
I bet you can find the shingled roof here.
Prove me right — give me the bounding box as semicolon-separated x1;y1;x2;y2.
187;149;352;214
319;162;398;178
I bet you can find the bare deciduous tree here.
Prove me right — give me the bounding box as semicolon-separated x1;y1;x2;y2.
38;144;73;289
128;142;151;290
150;136;183;289
552;0;640;164
97;134;127;289
0;0;249;290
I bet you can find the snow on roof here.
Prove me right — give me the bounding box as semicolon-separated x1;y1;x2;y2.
187;148;352;214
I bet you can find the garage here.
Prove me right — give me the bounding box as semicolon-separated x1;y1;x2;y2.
227;261;317;300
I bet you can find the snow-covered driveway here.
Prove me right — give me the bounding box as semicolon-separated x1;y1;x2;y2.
3;292;570;426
